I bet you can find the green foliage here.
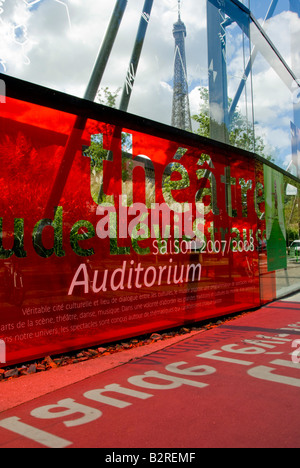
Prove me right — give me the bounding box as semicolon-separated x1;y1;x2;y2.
85;87;122;172
192;87;210;139
85;134;107;173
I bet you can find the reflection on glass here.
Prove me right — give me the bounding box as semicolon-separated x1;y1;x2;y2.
277;176;300;297
0;0;298;174
250;15;297;169
0;1;300;366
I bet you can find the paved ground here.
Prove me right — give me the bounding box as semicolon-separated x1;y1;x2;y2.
0;293;299;449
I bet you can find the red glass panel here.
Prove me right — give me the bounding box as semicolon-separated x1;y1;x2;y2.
0;96;264;365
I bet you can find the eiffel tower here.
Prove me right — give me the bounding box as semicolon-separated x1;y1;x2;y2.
171;0;192;132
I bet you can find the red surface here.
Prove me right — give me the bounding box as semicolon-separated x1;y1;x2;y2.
0;96;270;365
0;303;299;448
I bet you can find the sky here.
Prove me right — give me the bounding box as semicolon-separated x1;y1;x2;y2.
0;0;299;170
